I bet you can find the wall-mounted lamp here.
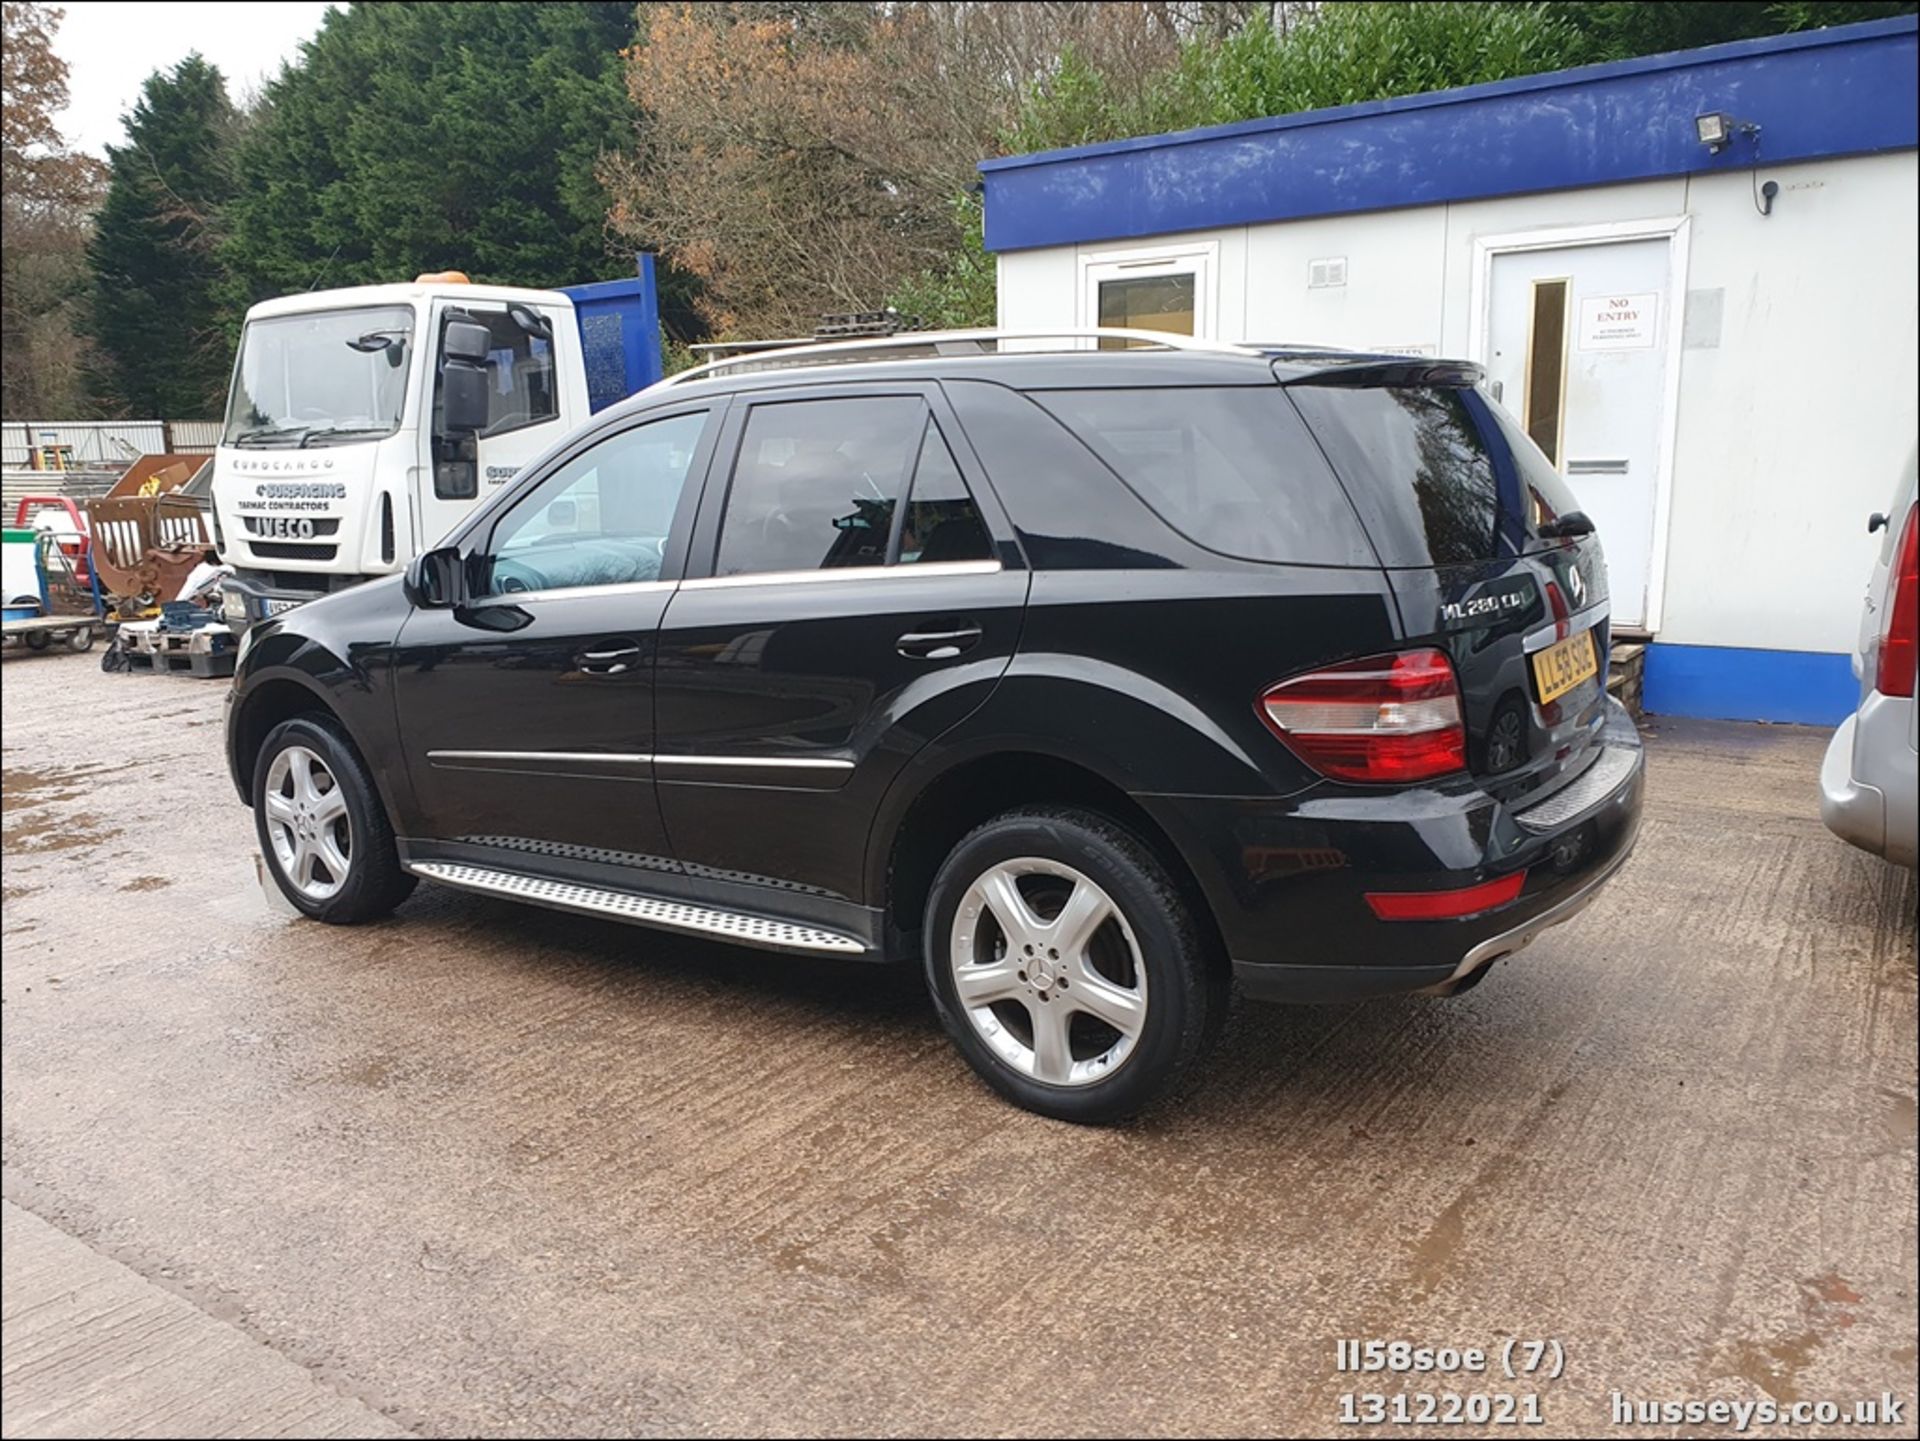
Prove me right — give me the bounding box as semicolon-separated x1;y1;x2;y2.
1695;111;1760;155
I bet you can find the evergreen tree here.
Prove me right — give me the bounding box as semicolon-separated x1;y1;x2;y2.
85;54;236;417
221;2;644;307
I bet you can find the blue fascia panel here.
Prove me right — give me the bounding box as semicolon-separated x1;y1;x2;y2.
980;17;1918;252
1641;644;1857;726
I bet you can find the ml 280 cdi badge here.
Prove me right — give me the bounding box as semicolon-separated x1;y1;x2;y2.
226;329;1644;1122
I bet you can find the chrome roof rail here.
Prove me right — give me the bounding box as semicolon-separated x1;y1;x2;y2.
651;327;1266;390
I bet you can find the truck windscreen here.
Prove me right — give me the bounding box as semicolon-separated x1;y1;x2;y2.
224;305;414;448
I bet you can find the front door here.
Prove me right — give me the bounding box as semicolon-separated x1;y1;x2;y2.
1486;238;1673;630
390;404;720;875
653;385;1027;903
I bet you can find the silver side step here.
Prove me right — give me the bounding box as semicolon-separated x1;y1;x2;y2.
406;861;869;955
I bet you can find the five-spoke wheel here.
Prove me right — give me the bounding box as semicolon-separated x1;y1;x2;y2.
925;806;1226;1123
262;744;354;901
252;716;414;923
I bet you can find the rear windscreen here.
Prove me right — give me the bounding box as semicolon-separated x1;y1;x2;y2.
1289;385;1585;568
1027;387;1375;567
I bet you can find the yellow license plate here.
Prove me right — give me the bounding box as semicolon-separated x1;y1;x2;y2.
1531;628;1598;704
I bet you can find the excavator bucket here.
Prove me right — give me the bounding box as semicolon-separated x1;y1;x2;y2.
84;456;216;615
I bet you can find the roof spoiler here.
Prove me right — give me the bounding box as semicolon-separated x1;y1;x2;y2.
1278;357;1485;388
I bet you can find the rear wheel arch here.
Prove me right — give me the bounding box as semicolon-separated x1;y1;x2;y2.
873;747;1227;968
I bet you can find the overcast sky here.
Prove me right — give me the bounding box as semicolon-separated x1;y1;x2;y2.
53;1;335;156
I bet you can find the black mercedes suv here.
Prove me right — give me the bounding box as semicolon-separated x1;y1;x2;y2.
225;331;1643;1123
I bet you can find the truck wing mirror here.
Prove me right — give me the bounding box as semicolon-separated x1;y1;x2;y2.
404;545;465;609
442;320;492;365
440;320;494;436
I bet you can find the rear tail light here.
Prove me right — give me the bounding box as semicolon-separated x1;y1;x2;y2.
1258;648;1468;783
1876;503;1918;699
1366;871;1527;921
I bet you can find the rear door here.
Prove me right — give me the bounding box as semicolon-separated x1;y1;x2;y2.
1290;381;1612;804
652;383;1027;901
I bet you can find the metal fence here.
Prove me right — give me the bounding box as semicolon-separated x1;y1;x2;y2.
1;419;221;468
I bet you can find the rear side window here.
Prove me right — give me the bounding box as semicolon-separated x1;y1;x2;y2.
1027;387;1373;567
713;397;995;576
716;397;924;575
1290;385;1581;568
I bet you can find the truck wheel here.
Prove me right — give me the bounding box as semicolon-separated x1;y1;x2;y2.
66;626;94;652
24;631;50;651
253;716;416;924
923;806;1227;1124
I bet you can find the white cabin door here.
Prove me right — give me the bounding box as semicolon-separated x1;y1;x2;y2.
1486;238;1672;631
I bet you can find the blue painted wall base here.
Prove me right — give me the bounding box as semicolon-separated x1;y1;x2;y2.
1641;643;1854;726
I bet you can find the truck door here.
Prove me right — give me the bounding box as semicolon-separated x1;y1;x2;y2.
416;300;574;551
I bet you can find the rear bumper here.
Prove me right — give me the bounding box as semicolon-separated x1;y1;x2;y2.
1820;696;1918;867
1140;699;1646;1005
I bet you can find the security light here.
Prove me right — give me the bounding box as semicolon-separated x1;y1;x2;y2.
1695;111;1758;155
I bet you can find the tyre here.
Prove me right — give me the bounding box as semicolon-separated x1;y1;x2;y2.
24;631;50;651
66;625;94;652
253;715;416;923
923;806;1227;1124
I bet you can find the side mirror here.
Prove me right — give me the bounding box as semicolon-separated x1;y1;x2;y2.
440;320;493;436
404;545;465;609
546;498;576;529
442;320;491;365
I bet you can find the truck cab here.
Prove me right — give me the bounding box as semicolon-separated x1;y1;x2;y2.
214;270;657;628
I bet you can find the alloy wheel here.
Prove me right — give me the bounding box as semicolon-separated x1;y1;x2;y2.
948;858;1147;1086
263;744;353;901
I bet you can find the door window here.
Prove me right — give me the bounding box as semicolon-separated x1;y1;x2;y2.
1523;279;1569;466
899;423;992;565
435;307;561;441
483;411;708;595
1097;273;1196;344
715;397;926;576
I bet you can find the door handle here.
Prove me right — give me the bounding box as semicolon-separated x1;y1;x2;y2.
577;644;645;676
896;625;982;661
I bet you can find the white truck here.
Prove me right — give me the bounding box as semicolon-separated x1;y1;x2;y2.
214;263;661;631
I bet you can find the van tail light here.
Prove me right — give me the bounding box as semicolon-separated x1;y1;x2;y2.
1258;648;1468;783
1876;503;1918;699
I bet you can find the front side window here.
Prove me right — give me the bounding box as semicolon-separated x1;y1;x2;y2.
434;307;560;440
715;397;927;576
483;411;708;595
223;305;413;447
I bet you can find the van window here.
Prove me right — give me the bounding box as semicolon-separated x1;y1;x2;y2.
1027;387;1374;567
715;397;926;576
899;423;992;565
1290;385;1584;568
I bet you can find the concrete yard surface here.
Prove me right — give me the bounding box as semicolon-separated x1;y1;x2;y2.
2;653;1915;1438
2;1198;406;1438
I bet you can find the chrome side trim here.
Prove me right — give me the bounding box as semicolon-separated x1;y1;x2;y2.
680;559;1002;591
477;579;677;606
428;750;650;766
654;754;854;771
407;861;869;954
426;749;854;772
